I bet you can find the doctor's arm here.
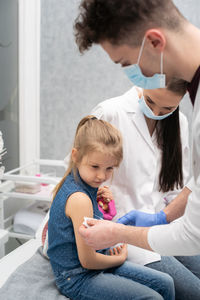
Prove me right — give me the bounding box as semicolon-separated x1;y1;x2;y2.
163;186;191;222
117;186;191;226
79;218;152;251
79;189;200;255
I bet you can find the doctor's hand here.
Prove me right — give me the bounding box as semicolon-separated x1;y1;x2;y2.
117;210;168;227
79;219;121;250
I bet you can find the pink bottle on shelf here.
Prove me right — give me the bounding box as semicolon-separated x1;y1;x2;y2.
35;173;48;186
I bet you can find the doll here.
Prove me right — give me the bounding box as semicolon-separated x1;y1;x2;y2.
97;186;117;220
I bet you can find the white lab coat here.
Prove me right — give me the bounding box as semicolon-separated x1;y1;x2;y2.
148;85;200;256
91;86;190;264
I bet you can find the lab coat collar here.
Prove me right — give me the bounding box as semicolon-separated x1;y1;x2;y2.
123;86;156;153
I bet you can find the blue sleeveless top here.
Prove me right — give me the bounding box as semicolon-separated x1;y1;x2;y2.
47;172;104;273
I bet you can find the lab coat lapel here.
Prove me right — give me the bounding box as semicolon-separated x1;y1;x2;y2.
129;108;155;153
123;86;155;152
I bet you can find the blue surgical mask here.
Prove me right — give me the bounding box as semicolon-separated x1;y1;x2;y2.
138;95;175;120
124;37;166;89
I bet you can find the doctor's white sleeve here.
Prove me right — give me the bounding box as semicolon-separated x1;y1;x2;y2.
185;176;194;191
148;178;200;256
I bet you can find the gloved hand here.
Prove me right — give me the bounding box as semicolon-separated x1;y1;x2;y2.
117;210;168;227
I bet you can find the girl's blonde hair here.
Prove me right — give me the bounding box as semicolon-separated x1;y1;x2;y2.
53;115;123;199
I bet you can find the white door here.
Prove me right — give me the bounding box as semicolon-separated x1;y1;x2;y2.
0;0;19;171
19;0;40;166
0;0;40;172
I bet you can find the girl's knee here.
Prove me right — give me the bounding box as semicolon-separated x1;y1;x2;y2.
160;274;175;300
164;273;174;289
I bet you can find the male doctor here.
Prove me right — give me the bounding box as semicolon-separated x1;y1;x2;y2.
74;0;200;256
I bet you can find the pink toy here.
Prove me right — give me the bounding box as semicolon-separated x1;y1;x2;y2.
97;197;117;220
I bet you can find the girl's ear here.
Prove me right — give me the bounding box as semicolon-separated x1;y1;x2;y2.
71;148;78;163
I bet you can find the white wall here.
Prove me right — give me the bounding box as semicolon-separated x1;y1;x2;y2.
40;0;132;159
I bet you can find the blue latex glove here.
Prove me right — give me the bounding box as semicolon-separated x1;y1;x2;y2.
117;210;168;227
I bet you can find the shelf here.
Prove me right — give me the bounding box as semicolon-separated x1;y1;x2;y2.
0;192;51;202
2;174;60;185
0;159;66;254
6;226;34;240
1;159;65;185
0;184;55;202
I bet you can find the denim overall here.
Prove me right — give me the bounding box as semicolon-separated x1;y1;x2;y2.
48;172;174;300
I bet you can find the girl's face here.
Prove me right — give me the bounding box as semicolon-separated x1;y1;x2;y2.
73;150;116;188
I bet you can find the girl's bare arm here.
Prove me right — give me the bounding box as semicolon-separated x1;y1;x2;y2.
66;192;127;270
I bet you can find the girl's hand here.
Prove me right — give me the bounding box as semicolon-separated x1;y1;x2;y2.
109;244;128;262
97;186;113;203
97;186;117;220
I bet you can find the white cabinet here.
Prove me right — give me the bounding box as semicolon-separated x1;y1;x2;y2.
0;159;65;257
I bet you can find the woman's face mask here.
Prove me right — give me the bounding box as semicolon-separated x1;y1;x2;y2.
138;93;177;120
124;37;166;89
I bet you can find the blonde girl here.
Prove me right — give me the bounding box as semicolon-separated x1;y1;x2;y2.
47;115;174;300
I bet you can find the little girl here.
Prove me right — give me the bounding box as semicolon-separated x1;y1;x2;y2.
47;115;174;300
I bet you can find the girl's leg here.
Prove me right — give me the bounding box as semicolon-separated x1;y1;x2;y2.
56;268;164;300
175;255;200;279
110;261;174;300
76;271;164;300
146;256;200;300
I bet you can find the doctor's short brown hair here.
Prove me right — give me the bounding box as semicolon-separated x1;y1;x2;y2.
166;78;188;96
74;0;186;53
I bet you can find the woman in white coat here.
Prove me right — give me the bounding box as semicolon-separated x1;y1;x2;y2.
91;80;200;299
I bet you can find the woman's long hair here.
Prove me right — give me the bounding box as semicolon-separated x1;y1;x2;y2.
156;107;183;192
156;78;188;192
